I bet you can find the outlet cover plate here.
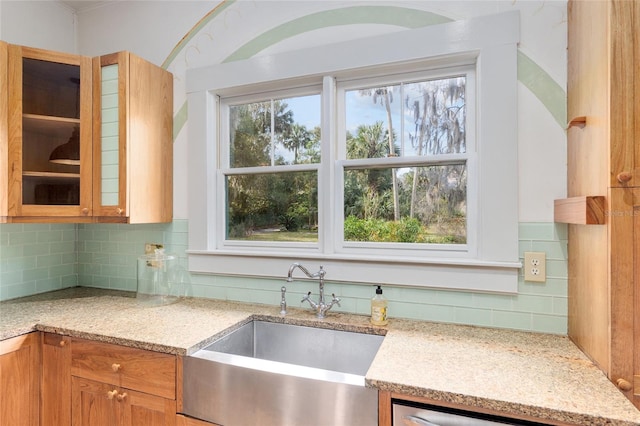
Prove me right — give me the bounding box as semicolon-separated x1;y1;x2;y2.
524;251;546;282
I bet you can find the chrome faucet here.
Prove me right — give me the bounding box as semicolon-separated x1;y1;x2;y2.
286;263;340;318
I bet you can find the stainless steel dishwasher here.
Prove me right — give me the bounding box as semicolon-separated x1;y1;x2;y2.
393;401;548;426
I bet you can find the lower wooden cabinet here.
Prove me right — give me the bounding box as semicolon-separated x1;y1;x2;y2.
72;376;176;426
71;337;176;399
0;332;40;426
39;332;178;426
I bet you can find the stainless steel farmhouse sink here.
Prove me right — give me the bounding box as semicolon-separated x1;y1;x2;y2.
182;320;385;426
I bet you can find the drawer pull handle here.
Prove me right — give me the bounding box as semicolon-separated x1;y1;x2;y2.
59;340;66;347
116;392;128;402
617;378;633;392
111;363;121;372
107;389;118;400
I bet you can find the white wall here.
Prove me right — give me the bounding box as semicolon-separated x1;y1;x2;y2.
0;1;77;52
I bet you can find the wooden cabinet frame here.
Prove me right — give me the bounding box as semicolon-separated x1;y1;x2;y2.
4;44;93;221
1;44;173;224
566;0;640;408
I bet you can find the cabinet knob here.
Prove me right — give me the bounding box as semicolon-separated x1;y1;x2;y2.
617;172;633;184
59;340;66;347
107;389;118;400
82;207;89;215
617;378;633;392
111;363;121;372
116;392;128;402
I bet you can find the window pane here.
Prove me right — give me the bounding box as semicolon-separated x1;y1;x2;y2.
229;101;271;168
345;77;466;159
229;95;321;168
274;95;321;165
226;171;318;242
403;77;466;156
345;85;401;159
344;164;466;244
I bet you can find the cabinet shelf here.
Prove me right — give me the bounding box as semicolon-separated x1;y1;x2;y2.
23;171;80;180
23;114;79;137
23;113;80;124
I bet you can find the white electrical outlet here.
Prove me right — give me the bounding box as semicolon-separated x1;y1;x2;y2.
524;252;546;282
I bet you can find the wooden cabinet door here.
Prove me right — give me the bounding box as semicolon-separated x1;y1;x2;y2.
72;377;122;426
609;188;635;385
124;388;176;426
608;0;639;188
0;333;40;426
41;333;72;425
92;51;173;223
6;45;93;219
0;41;8;218
72;376;176;426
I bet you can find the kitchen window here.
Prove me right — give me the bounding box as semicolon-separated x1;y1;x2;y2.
187;11;521;292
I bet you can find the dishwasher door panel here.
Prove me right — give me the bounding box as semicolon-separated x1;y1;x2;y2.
393;402;545;426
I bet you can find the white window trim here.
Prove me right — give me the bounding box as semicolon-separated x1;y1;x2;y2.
186;11;521;293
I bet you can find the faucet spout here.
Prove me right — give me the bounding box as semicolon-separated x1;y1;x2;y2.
287;262;314;281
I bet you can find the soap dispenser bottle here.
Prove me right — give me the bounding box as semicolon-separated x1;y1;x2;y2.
371;285;388;325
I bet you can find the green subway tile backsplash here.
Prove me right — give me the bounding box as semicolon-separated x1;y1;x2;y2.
0;224;78;301
1;221;568;334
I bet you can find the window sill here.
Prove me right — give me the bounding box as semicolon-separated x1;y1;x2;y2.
187;250;521;293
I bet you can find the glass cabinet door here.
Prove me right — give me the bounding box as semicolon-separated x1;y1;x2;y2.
92;51;173;224
93;52;125;219
8;45;92;218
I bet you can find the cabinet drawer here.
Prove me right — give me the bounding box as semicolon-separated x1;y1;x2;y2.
71;338;176;399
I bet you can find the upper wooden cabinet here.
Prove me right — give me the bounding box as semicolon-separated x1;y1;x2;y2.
566;0;640;409
3;44;93;221
0;43;173;223
92;52;173;223
567;0;638;190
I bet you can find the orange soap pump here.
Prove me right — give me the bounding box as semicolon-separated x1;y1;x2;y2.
370;285;388;326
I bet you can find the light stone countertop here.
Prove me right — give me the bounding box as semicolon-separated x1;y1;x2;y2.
1;287;639;426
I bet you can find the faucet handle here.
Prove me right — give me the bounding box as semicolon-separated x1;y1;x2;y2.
280;286;287;316
301;291;312;303
331;293;341;307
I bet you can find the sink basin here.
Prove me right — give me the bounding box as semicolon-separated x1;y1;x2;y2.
182;320;384;426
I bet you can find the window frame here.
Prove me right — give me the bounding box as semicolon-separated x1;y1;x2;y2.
218;87;323;251
335;65;476;258
186;11;521;293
